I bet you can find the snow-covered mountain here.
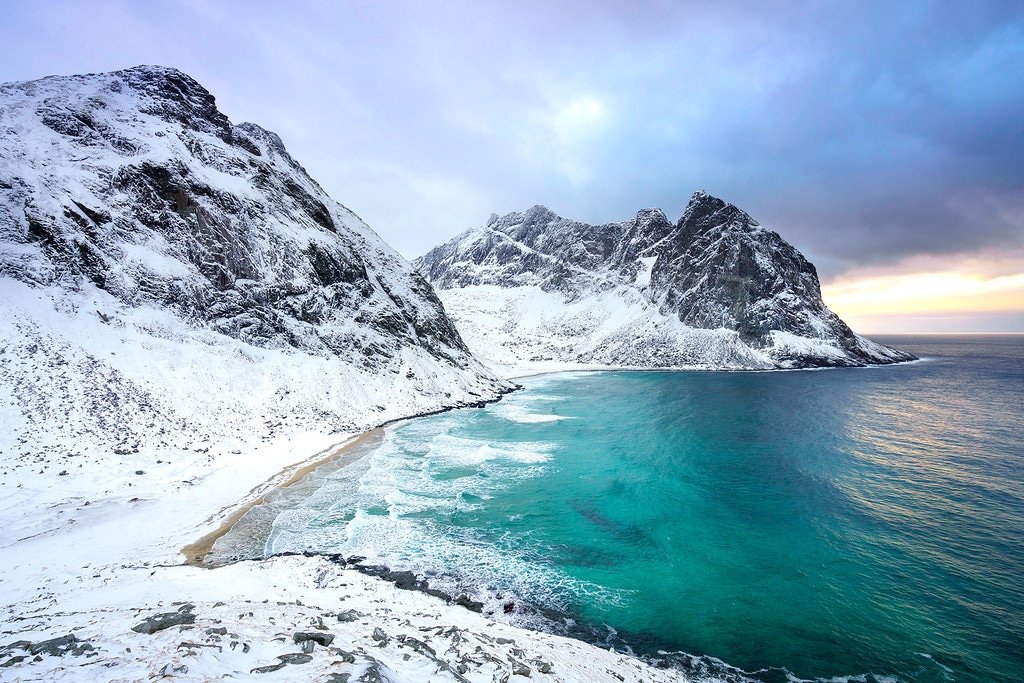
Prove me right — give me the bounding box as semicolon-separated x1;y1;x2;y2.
416;193;915;372
0;65;512;506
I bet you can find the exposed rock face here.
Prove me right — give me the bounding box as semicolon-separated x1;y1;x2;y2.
0;65;510;464
416;192;915;370
1;65;475;364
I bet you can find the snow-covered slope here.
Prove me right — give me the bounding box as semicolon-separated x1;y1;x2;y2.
416;193;915;372
0;65;513;534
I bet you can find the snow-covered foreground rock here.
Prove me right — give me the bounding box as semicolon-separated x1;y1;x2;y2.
416;193;915;373
0;67;695;681
3;544;695;681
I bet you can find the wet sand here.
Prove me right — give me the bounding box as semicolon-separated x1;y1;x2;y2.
182;428;382;566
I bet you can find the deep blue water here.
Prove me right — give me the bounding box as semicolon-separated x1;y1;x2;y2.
266;335;1024;682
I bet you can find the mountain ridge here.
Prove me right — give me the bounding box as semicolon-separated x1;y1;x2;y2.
0;64;512;482
416;192;915;371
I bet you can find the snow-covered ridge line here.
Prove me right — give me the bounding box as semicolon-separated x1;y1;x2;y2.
416;194;916;372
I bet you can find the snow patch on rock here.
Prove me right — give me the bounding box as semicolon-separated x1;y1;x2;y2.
417;194;916;372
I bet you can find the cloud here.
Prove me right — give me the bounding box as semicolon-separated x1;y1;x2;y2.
824;271;1024;314
821;248;1024;333
553;98;607;142
1;0;1021;285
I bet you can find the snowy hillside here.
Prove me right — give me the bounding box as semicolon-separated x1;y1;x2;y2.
0;65;513;537
416;192;915;372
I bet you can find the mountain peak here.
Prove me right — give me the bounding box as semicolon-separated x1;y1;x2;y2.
1;64;232;145
683;189;728;212
679;189;755;232
121;65;214;99
5;64;213;103
117;63;195;81
635;207;669;222
524;205;560;222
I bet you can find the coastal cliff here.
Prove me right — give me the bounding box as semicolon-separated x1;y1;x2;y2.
417;192;915;372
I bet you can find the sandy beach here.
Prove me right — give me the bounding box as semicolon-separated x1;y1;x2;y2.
182;429;382;567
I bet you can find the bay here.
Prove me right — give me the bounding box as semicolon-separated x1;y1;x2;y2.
260;335;1024;683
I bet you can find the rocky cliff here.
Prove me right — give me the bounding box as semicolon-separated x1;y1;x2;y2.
416;192;915;371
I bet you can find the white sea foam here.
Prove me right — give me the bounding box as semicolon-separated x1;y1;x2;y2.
914;651;954;674
421;431;557;465
517;392;560;402
493;402;571;423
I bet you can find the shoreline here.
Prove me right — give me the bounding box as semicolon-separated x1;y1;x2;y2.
184;370;774;683
182;385;655;658
185;358;925;567
501;355;923;380
182;386;520;567
181;428;381;566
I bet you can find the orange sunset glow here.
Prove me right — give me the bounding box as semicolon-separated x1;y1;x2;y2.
823;269;1024;334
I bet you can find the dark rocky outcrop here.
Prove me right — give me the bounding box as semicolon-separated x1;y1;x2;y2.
1;634;96;660
293;631;335;647
132;605;197;634
416;192;915;368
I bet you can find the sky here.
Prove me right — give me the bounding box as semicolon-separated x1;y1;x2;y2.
1;0;1022;333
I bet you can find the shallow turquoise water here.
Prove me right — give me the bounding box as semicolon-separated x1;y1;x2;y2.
267;335;1024;682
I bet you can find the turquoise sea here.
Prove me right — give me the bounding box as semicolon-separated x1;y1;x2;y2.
265;335;1024;683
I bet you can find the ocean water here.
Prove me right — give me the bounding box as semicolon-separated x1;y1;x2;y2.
264;335;1024;683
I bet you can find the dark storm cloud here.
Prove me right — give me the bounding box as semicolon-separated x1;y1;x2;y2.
562;1;1024;275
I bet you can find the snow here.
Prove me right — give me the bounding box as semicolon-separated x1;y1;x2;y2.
633;256;657;289
2;553;694;681
435;283;781;376
766;330;847;362
0;276;694;679
0;67;695;681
